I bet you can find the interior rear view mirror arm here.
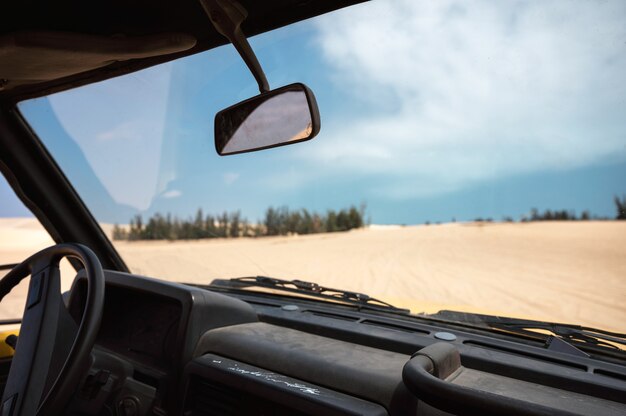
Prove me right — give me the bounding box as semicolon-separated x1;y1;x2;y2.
200;0;270;93
201;0;321;156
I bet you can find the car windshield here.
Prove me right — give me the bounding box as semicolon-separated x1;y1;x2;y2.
14;1;626;333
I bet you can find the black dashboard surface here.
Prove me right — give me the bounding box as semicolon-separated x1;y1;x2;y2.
64;271;626;416
66;270;258;413
70;280;182;369
193;290;626;416
97;285;182;369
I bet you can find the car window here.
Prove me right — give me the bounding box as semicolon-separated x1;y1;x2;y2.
15;0;626;332
0;174;75;320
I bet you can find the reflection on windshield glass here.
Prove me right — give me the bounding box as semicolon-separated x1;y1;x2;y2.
15;0;626;333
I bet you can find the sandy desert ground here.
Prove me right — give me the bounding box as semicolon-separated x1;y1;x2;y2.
1;218;625;333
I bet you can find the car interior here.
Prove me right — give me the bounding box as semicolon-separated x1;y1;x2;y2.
1;1;625;415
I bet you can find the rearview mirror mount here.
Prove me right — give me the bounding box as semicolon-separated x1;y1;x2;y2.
202;0;321;156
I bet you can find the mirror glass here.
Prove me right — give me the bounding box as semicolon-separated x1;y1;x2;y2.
215;83;320;155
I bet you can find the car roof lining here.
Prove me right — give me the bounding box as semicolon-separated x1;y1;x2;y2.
0;0;366;102
0;31;198;89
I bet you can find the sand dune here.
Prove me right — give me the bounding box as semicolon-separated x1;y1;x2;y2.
0;218;73;320
1;218;625;333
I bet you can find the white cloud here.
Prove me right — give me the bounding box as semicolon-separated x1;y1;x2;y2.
304;0;626;199
161;189;182;199
223;172;240;185
96;121;142;142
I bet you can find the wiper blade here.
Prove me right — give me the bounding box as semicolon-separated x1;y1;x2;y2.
208;276;410;314
489;317;626;349
427;310;626;351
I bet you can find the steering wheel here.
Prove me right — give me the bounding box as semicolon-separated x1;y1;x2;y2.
0;244;104;416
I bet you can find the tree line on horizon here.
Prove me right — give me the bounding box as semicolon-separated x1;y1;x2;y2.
510;195;625;223
112;195;626;240
112;204;366;241
615;195;626;220
453;195;626;224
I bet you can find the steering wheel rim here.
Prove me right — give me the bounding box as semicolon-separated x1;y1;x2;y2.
0;243;104;416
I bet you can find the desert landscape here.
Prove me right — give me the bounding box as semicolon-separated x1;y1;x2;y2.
1;218;625;333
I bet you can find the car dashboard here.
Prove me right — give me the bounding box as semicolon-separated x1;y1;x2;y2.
62;271;626;416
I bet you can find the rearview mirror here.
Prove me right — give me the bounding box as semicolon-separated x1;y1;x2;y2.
215;83;320;156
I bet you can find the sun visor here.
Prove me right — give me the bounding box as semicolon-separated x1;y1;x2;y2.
0;31;197;90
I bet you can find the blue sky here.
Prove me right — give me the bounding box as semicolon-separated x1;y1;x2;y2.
3;0;626;224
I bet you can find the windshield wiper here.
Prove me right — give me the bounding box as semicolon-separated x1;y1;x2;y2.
206;276;410;314
426;310;626;354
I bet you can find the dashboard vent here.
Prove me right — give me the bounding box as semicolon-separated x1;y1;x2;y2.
184;378;308;416
463;340;587;371
307;311;430;334
594;369;626;382
243;299;283;308
360;319;430;334
308;310;360;321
